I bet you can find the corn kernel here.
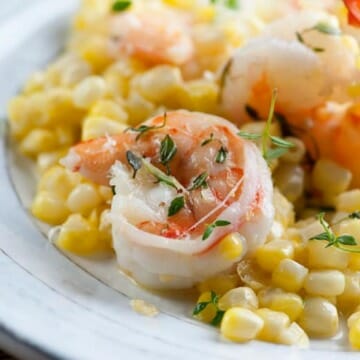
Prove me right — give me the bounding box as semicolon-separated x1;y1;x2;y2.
23;71;45;94
348;311;360;328
255;240;294;272
66;183;102;216
337;271;360;312
349;253;360;271
131;65;183;105
312;159;352;196
60;60;92;88
304;270;345;297
73;76;107;109
38;165;81;199
197;274;239;296
307;240;349;270
20;129;57;156
56;214;103;255
272;259;308;293
273;188;295;228
256;308;290;342
90;100;128;123
298;297;339;338
258;288;304;322
126;91;156;126
82;116;127;140
218;233;244;260
194;292;217;323
237;259;270;291
220;308;264;342
336;190;360;213
195;5;216;23
162;0;193;9
98;186;113;202
218;287;258;311
349;318;360;350
31;191;70;225
277;322;309;348
37;149;68;173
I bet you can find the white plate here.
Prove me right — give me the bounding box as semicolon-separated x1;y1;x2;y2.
0;1;358;359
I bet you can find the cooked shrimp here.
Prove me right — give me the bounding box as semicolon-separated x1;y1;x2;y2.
221;10;360;124
61;111;274;288
108;5;194;66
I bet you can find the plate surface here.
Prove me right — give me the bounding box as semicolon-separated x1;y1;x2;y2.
0;1;358;359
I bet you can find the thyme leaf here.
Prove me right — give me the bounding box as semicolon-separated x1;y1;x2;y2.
126;151;142;178
202;220;231;241
215;146;228;164
201;133;215;146
125;113;167;140
112;0;131;12
160;134;177;174
188;172;209;191
168;196;185;217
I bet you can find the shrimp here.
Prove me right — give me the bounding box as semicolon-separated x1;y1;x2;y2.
108;5;194;66
61;111;274;289
221;10;360;125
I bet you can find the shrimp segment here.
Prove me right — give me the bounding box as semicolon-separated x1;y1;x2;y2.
221;10;360;124
62;111;274;289
109;6;194;65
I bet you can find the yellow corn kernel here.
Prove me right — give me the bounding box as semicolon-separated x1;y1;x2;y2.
349;318;360;350
126;91;156;126
23;71;46;94
98;186;113;202
131;65;183;105
298;297;339;338
79;36;113;72
73;76;107;109
162;0;193;9
20;129;58;156
348;83;360;98
66;183;102;216
272;259;308;293
194;292;217;323
256;308;290;342
54;126;78;147
197;274;239;296
177;79;219;114
281;137;306;164
312;159;352;196
82;116;128;140
218;287;258;311
195;5;216;23
38;165;81;199
237;259;270;292
60;60;92;88
55;214;104;255
277;322;309;348
90;100;128;123
258;288;304;322
336;190;360;213
32;191;70;225
222;23;243;47
37;149;68;173
304;270;345;297
218;233;244;260
255;240;294;272
273;188;295;228
348;311;360;328
220;308;264;342
349;253;360;271
337;271;360;312
307;240;349;270
337;219;360;243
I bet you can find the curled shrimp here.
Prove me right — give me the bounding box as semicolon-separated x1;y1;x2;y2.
61;111;274;289
108;5;194;66
221;10;360;124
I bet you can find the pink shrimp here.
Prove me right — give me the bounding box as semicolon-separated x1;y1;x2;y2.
108;6;194;66
61;111;274;289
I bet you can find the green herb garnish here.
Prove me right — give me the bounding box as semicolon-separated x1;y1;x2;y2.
193;290;225;326
216;146;228;164
112;0;131;12
188;172;209;191
160;134;177;174
125;113;167;140
201;133;214;146
238;89;294;163
168;196;185;217
310;212;360;253
202;220;231;241
126;151;142;178
296;22;341;53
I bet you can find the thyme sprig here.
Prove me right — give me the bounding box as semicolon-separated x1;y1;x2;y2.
160;134;177;175
112;0;131;12
125;113;167;140
296;21;341;53
202;220;231;241
193;290;225;326
310;211;360;253
238;89;294;163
